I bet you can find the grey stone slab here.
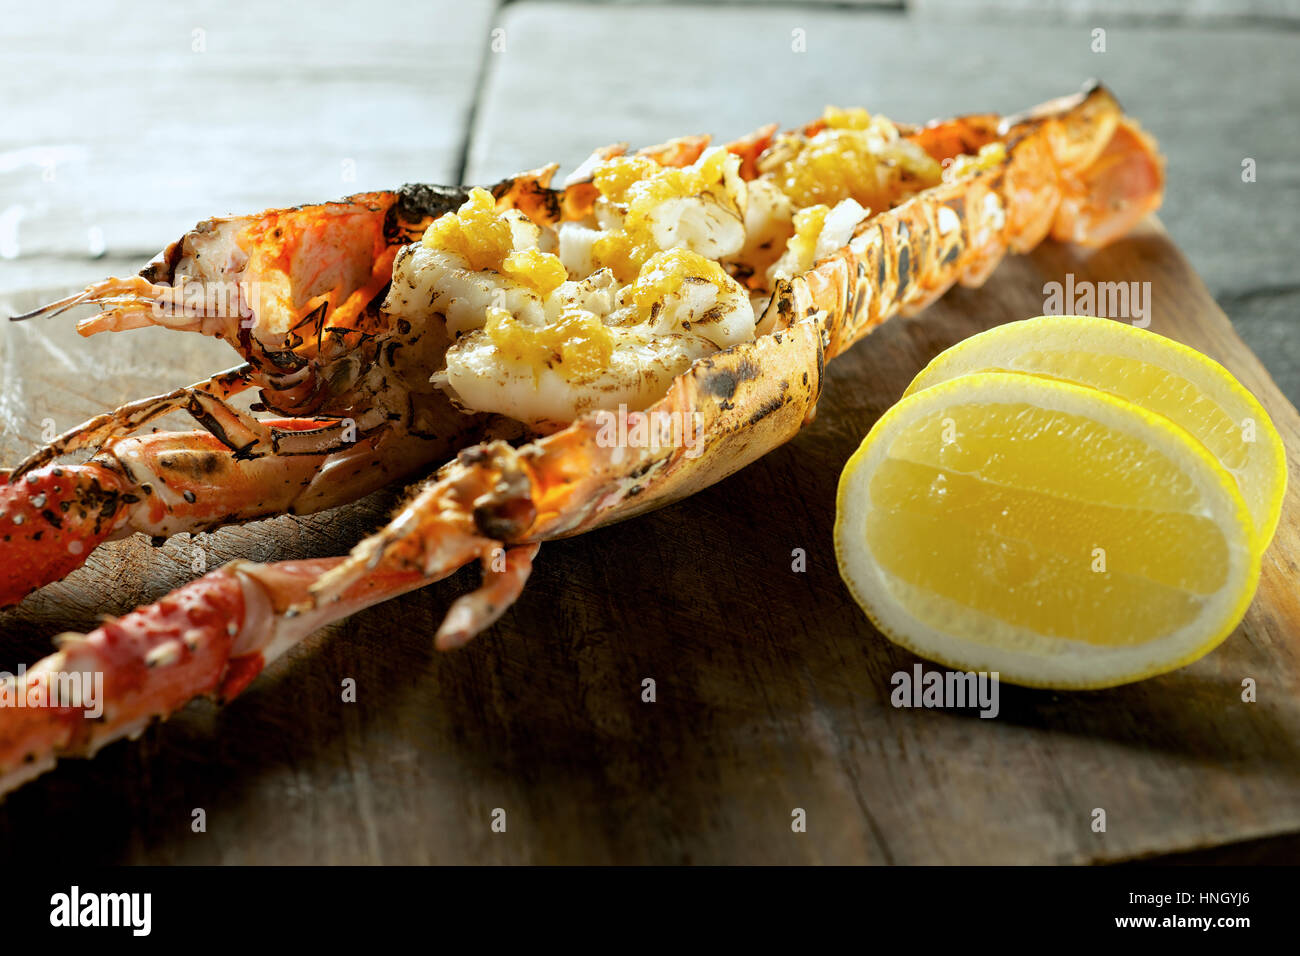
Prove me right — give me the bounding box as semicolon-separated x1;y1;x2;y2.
0;0;495;265
467;2;1300;403
1219;287;1300;404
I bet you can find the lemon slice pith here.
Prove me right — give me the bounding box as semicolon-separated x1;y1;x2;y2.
903;315;1287;552
835;373;1260;689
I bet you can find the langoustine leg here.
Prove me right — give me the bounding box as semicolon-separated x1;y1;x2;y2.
0;452;539;794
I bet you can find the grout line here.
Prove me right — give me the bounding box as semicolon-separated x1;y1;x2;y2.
452;1;509;186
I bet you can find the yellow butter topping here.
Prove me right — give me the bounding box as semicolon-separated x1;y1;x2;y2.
787;204;830;270
422;188;571;297
630;248;733;322
591;149;736;282
421;188;513;271
503;248;569;297
821;106;874;131
945;142;1008;182
486;307;614;377
766;110;942;211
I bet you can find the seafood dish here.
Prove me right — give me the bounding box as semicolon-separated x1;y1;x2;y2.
0;83;1163;795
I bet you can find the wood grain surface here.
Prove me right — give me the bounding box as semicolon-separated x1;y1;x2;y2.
1;215;1297;864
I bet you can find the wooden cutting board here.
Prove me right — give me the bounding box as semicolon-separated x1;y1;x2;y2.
1;217;1298;864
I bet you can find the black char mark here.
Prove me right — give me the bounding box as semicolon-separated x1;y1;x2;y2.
896;237;911;298
745;394;787;427
700;356;762;402
491;175;563;223
385;184;473;243
159;451;225;482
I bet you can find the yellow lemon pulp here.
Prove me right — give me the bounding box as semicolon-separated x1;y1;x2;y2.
871;406;1228;646
836;373;1259;689
905;316;1287;552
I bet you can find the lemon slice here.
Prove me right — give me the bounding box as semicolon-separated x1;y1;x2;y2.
904;316;1286;552
835;373;1260;689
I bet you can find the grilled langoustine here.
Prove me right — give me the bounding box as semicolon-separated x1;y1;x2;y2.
0;83;1162;795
